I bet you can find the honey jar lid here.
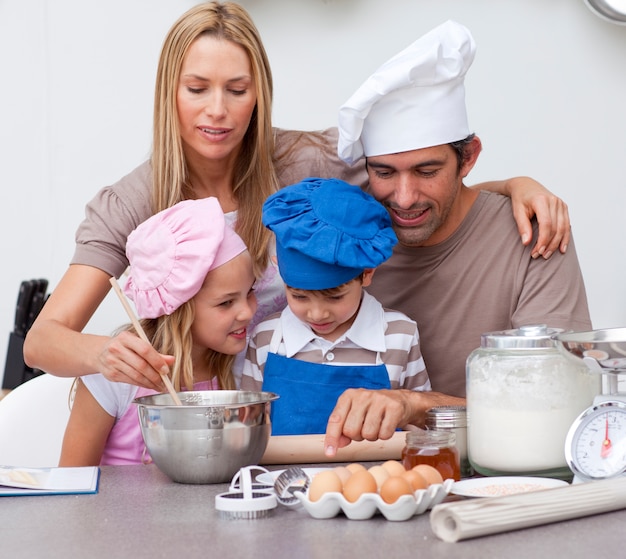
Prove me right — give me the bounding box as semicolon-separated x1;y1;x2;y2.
425;406;467;429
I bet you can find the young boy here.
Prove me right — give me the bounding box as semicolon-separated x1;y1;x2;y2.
241;177;431;435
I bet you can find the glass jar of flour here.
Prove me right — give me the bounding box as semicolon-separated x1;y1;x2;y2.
466;325;600;479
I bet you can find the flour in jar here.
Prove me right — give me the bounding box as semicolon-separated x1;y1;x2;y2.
468;405;580;471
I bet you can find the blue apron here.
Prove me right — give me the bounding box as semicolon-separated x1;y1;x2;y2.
261;324;390;435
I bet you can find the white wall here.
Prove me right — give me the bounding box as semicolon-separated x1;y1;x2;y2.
2;0;625;383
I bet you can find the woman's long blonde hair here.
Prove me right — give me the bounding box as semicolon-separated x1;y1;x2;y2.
151;1;277;276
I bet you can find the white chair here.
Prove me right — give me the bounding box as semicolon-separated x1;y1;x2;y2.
0;374;75;467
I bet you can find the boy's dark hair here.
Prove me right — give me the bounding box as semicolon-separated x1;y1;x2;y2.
287;272;365;296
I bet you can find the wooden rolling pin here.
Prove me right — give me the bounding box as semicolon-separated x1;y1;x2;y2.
260;431;407;465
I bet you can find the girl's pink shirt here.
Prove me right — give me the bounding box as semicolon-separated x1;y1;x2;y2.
101;379;217;465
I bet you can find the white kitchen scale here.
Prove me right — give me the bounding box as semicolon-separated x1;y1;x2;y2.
557;328;626;483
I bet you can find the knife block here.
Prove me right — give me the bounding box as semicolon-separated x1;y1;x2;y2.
2;332;43;390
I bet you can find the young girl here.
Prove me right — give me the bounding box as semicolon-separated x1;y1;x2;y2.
59;198;256;466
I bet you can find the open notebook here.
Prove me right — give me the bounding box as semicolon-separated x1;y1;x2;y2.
0;465;100;496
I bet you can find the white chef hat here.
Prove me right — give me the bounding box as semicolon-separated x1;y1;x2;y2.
338;20;476;164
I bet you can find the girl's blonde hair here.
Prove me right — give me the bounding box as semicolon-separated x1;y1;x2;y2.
151;1;277;276
136;301;236;392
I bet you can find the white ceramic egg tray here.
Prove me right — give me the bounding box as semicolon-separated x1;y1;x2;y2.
294;478;454;521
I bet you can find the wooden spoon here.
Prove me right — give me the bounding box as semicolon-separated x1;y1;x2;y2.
109;277;182;405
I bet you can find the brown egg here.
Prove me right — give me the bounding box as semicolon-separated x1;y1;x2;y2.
308;470;343;502
345;462;367;474
333;466;352;486
412;464;444;486
379;476;414;504
402;469;428;491
381;459;407;477
342;470;378;503
367;465;390;490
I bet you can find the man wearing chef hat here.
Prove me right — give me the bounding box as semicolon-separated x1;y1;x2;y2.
324;20;591;456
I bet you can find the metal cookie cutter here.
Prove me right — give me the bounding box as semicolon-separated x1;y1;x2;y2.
273;467;311;507
215;466;277;519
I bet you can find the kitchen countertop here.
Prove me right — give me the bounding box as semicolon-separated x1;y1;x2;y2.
2;463;625;558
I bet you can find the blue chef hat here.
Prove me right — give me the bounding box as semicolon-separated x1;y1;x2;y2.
263;177;398;290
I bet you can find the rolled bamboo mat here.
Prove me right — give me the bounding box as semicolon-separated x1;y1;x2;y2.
430;476;626;542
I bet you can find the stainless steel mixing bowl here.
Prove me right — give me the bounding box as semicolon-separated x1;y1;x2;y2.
134;390;279;484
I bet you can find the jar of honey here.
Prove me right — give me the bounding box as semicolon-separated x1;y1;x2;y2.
425;406;472;478
402;429;460;481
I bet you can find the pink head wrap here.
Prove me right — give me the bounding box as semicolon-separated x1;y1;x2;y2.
123;198;247;318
